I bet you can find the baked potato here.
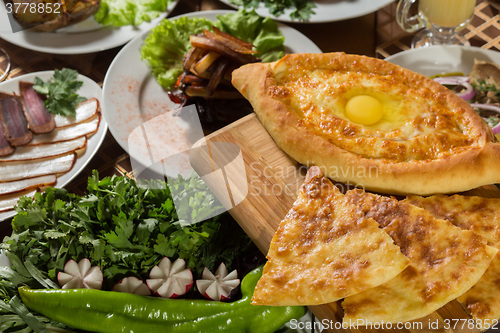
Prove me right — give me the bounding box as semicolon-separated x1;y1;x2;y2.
10;0;101;32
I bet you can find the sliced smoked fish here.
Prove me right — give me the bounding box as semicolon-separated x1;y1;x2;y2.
19;81;55;134
0;93;32;146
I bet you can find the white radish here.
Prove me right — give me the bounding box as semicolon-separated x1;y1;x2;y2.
196;263;240;301
57;258;103;289
146;257;193;298
112;276;151;296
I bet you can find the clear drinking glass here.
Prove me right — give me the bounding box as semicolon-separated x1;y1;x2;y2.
0;48;10;82
396;0;477;48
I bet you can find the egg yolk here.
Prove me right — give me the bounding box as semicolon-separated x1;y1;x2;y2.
345;95;383;126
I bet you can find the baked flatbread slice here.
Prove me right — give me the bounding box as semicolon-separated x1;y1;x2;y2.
232;52;500;195
342;190;497;323
252;167;409;306
405;194;500;321
405;194;500;246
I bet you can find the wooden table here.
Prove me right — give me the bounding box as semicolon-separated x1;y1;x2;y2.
0;0;499;330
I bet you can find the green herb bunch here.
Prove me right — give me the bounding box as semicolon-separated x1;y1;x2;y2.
0;171;260;332
33;68;86;117
228;0;317;21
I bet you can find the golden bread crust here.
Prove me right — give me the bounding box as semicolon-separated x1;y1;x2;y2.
341;190;497;323
252;167;409;306
405;194;500;321
231;52;500;195
405;194;500;247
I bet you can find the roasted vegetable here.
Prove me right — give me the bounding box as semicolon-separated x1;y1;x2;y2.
19;266;306;333
11;0;101;32
177;26;260;101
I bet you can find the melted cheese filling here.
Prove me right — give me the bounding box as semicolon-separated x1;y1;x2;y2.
274;68;478;162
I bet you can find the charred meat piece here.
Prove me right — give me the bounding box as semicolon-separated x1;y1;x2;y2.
19;81;55;134
0;93;33;146
176;26;261;101
11;0;101;32
0;119;15;156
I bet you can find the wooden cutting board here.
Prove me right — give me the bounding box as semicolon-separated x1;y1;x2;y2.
190;113;500;333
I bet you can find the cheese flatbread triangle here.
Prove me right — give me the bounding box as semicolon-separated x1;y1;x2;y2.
342;190;497;323
252;167;409;306
405;194;500;321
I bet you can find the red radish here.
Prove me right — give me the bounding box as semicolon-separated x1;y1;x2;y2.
146;257;193;298
196;263;240;301
112;276;151;296
57;258;103;289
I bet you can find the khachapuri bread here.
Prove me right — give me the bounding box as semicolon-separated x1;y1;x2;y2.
341;190;497;323
405;194;500;321
231;52;500;195
252;167;409;306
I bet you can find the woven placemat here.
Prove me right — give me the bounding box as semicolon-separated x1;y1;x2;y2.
376;0;499;58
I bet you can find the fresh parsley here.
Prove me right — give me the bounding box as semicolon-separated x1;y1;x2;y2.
0;171;262;331
33;68;86;117
228;0;317;21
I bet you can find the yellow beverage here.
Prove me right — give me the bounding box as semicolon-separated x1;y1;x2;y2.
419;0;476;27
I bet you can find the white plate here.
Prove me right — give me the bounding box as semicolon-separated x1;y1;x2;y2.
0;71;107;221
385;45;500;76
102;9;322;173
0;0;179;54
220;0;393;23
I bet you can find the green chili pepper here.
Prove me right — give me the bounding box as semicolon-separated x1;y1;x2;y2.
18;266;305;333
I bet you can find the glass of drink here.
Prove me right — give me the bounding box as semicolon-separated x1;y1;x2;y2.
396;0;477;48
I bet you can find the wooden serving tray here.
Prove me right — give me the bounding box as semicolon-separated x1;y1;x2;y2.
190;113;500;333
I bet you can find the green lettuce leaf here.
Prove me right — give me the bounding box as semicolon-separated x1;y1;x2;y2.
141;16;214;91
141;9;285;90
213;10;285;62
94;0;174;27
